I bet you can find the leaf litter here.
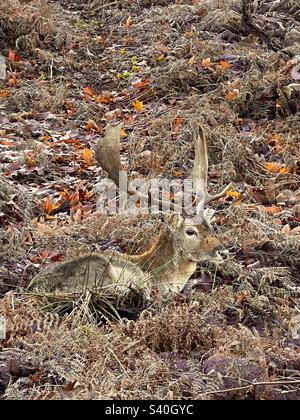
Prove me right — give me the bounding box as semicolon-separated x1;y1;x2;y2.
0;0;299;400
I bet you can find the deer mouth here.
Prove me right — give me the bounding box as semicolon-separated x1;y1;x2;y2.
209;248;229;264
208;251;225;264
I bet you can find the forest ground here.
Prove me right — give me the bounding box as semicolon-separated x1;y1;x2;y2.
0;0;299;399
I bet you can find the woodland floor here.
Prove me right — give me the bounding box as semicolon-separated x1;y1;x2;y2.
0;0;300;400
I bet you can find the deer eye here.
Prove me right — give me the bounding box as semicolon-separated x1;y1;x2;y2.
185;229;197;237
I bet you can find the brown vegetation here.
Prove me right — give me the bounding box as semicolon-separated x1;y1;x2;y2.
0;0;299;400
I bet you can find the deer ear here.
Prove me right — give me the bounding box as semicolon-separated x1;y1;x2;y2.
164;213;184;232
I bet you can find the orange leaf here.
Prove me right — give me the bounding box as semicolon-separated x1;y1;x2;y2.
171;115;182;135
226;90;238;101
0;90;10;98
133;99;144;112
235;292;248;305
0;140;14;147
83;86;95;97
132;78;150;89
126;15;132;29
172;168;184;177
43;197;54;214
84;119;101;132
226;190;241;199
279;166;289;174
8;77;17;87
263;205;283;214
265;162;288;174
8;49;21;62
201;57;211;68
120;128;127;137
83;148;93;161
95;95;112;104
25;152;36;168
219;60;230;70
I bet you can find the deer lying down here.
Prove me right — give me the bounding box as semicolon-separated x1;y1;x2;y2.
29;125;231;295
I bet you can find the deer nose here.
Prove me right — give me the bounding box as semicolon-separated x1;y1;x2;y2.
215;245;229;260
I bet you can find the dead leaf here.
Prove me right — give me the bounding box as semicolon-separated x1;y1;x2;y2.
226;190;241;199
132;78;150;89
83;87;95;97
156;54;165;62
226;90;239;101
171;115;182;135
133;100;144;112
235;292;247;305
8;49;21;62
0;90;10;98
219;60;230;70
36;222;53;237
126;15;132;29
95;95;112;104
265;162;289;174
201;57;212;68
25;152;36;168
82;148;93;161
43;197;53;215
263;205;283;214
84;119;101;132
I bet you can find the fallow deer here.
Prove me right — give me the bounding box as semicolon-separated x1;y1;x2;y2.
29;124;231;296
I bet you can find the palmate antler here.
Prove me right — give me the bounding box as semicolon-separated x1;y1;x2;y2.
95;124;232;215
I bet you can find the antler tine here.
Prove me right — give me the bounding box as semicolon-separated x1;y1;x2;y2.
193;125;232;206
95;124;124;190
192;125;208;192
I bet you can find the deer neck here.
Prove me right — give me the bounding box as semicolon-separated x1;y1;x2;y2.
128;228;196;290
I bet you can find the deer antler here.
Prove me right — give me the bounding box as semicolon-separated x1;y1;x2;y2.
95;125;182;212
192;125;232;207
95;124;232;215
95;124;125;192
